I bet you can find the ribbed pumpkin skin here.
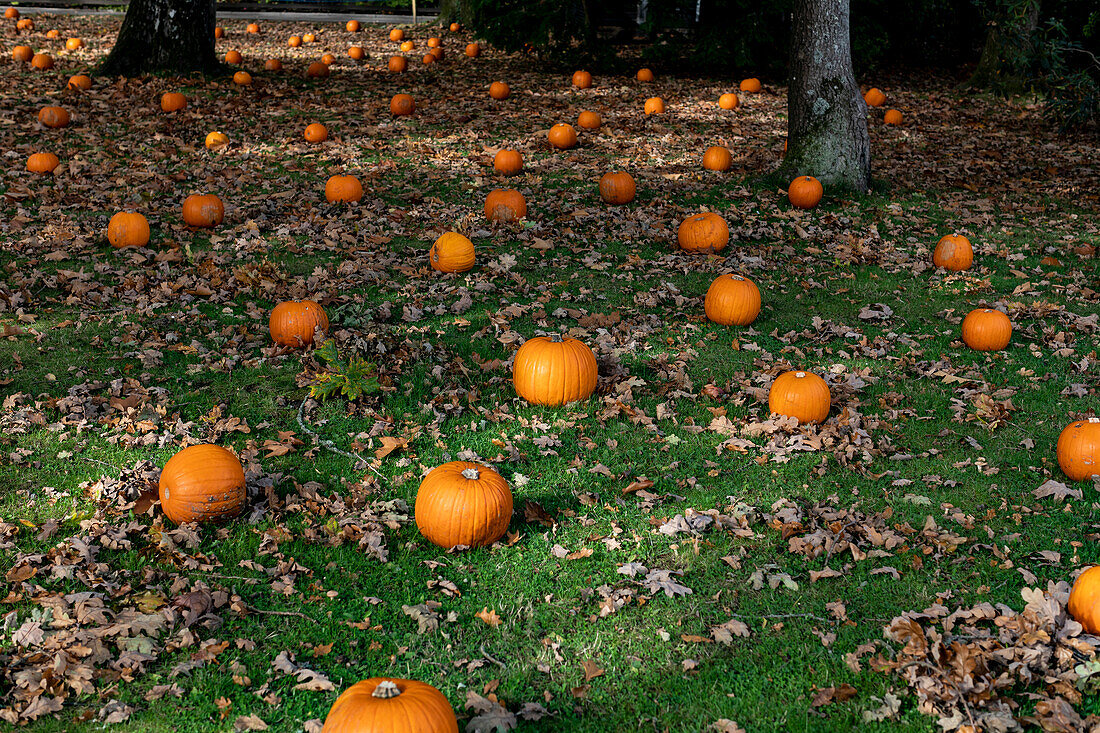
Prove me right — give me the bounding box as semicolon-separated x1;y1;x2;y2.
430;232;475;273
160;92;187;112
326;175;363;203
864;88;886;107
883;109;903;125
513;336;597;406
489;82;510;100
27;153;60;174
484;189;526;222
598;172;635;205
788;176;823;209
572;70;592;88
108;212;150;248
961;308;1011;351
182;194;224;228
703;146;731;171
739;78;761;92
415;462;512;549
270;300;328;347
643;97;665;115
769;371;831;424
159;444;246;525
1057;419;1100;482
705;274;761;326
577;110;601;129
548;124;578;150
1069;567;1100;635
718;93;739;109
38;106;70;128
390;94;415;116
493;150;523;176
323;678;459;733
388;56;407;72
677;212;729;253
933;235;973;271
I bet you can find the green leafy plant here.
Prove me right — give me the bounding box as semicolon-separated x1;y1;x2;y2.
307;340;381;402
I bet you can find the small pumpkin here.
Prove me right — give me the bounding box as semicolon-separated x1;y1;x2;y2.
12;45;33;62
15;17;32;30
1058;418;1100;482
270;299;329;347
26;153;60;175
769;371;830;424
306;61;329;78
864;87;886;107
703;146;731;172
571;70;592;89
46;29;61;39
67;74;92;91
389;28;404;42
182;194;225;228
718;93;740;110
232;70;252;85
484;189;526;222
322;679;458;733
739;78;762;92
205;131;229;149
489;81;510;100
288;35;302;47
303;32;316;43
31;53;54;70
224;49;243;65
400;40;415;52
705;274;761;326
961;308;1011;351
644;97;665;115
548;123;577;150
107;212;150;248
430;232;475;274
321;53;336;65
513;335;598;406
577;110;601;129
246;22;260;34
304;122;328;142
427;37;441;48
933;235;973;271
883;109;903;125
214;26;224;39
636;67;654;82
345;19;360;32
1068;566;1100;635
38;106;70;128
415;462;513;549
159;444;246;525
422;51;436;64
264;58;282;71
388;55;408;72
493;149;523;176
160;92;187;112
465;43;480;57
65;38;84;51
788;176;823;209
450;22;461;32
677;212;729;253
325;174;363;203
4;6;18;18
348;46;364;60
598;171;635;205
429;47;444;61
390;93;415;116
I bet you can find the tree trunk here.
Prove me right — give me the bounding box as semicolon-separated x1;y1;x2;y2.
100;0;218;76
966;2;1041;93
780;0;870;194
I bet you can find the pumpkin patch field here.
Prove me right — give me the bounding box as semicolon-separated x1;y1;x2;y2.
3;15;1100;733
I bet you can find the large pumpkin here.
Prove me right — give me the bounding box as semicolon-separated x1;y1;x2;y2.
705;274;761;326
225;50;243;65
26;153;60;174
788;176;823;209
232;71;252;86
429;232;475;273
399;40;415;53
769;371;830;424
325;175;363;203
389;28;405;42
703;146;732;172
644;97;665;115
548;123;578;150
306;61;329;78
484;189;526;222
415;462;513;549
636;67;654;82
107;212;150;248
12;46;33;63
65;38;85;51
1057;418;1100;482
933;235;973;271
598;172;635;205
677;212;729;253
390;93;415;116
572;70;592;89
160;92;187;112
493;149;523;176
348;46;365;60
465;43;480;57
305;123;328;142
67;74;92;91
739;78;762;92
513;335;597;406
322;678;458;733
388;55;408;72
1068;566;1100;635
270;300;329;347
159;444;246;525
205;131;229;149
961;308;1011;351
718;93;740;110
577;110;601;129
182;194;225;228
864;88;886;107
31;53;54;70
38;106;70;128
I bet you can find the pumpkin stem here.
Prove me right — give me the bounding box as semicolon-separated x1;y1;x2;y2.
372;680;401;699
461;467;480;480
795;371;806;378
550;334;563;343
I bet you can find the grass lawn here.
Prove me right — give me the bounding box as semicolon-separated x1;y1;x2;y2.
1;15;1099;733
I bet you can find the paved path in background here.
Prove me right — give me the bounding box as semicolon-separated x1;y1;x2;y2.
16;6;438;23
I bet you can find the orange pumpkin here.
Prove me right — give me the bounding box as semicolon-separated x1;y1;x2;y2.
4;6;18;18
718;93;740;110
232;70;252;85
548;123;577;149
45;30;57;39
15;18;32;30
321;53;337;65
288;35;302;47
224;50;243;65
677;212;728;253
429;46;444;61
389;28;405;42
322;679;459;733
414;462;513;549
182;194;225;228
598;171;635;205
12;46;33;63
270;300;329;347
160;92;187;112
427;37;441;48
304;123;328;142
303;33;316;43
348;46;364;60
246;22;260;34
214;26;224;39
422;52;436;65
864;87;886;107
449;22;461;32
159;444;246;525
306;61;329;78
636;67;654;82
484;189;526;222
703;146;731;172
705;274;761;326
883;109;903;125
390;93;415;116
65;38;84;51
205;131;229;149
345;19;360;32
932;235;973;271
26;153;60;175
577;110;601;129
400;40;415;52
493;149;523;176
465;43;480;57
489;81;510;100
38;106;70;128
571;70;592;89
739;78;762;92
769;371;830;424
107;212;150;248
1068;566;1100;634
31;53;54;70
388;55;408;72
429;232;475;274
961;308;1011;351
67;74;92;91
264;58;282;71
513;335;598;406
644;97;665;115
788;176;823;209
325;175;363;203
1058;419;1100;482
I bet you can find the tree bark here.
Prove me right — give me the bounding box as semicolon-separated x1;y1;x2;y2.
966;2;1041;93
780;0;870;194
100;0;219;76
